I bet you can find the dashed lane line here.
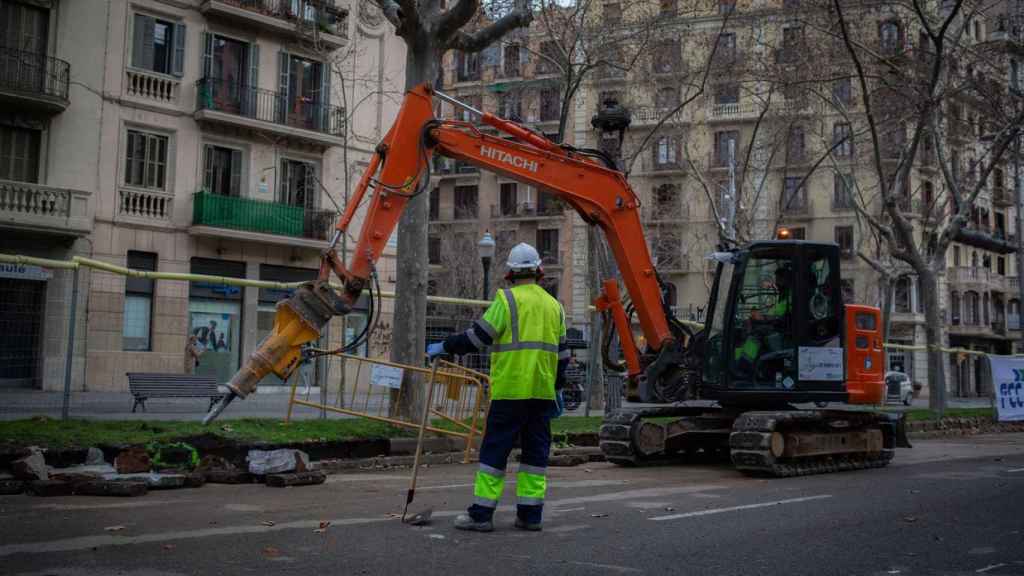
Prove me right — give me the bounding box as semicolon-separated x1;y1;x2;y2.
648;495;833;521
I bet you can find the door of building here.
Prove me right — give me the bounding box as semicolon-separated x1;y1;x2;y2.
0;278;45;388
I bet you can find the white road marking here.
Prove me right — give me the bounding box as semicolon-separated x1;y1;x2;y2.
1007;468;1024;473
550;507;586;513
325;474;407;484
649;495;833;521
976;563;1008;573
32;500;190;511
547;524;591;533
565;560;642;574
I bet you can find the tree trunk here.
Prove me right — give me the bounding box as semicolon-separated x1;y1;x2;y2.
879;274;893;343
390;39;439;419
919;270;947;415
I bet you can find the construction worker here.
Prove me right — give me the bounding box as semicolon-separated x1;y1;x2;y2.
427;242;569;532
734;263;792;375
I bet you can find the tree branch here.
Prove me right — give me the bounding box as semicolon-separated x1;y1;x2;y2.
436;0;480;42
372;0;405;31
446;9;534;52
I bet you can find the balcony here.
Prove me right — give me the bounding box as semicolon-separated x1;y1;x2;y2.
947;266;998;294
628;106;686;126
124;68;181;108
199;0;347;49
190;191;336;249
118;188;174;228
706;101;761;122
0;180;90;237
195;78;346;148
0;46;70;114
490;202;564;219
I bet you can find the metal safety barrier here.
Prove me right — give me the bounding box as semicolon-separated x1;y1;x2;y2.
285;354;489;463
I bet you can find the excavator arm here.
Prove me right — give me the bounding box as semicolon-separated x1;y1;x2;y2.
205;84;686;423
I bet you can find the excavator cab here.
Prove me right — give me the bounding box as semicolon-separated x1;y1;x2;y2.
701;241;845;407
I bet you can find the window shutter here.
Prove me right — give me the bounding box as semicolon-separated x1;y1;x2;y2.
303;164;316;210
201;32;213;79
245;43;259;116
172;22;186;77
519;44;529;64
278;51;290;123
230;148;242;197
203;144;213;192
279;158;290;204
319;61;331;131
141;16;156;70
132;14;155;69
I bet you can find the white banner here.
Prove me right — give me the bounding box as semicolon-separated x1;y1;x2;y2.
370;364;404;389
986;355;1024;422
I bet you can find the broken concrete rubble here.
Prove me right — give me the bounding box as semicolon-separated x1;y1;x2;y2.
11;450;48;481
114;447;151;474
247;449;310;475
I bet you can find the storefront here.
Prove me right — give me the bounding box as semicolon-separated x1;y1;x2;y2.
189;258;245;384
0;263;49;388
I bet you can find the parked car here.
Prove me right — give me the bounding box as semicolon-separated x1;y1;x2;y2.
885;371;914;406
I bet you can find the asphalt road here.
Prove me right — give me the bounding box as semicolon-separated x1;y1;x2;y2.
3;434;1024;576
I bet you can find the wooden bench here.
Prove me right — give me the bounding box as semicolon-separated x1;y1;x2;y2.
126;373;223;413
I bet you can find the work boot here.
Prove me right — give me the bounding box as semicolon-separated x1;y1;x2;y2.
514;518;542;532
454;514;494;532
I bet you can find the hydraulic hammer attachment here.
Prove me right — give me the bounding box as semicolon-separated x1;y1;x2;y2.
203;281;349;424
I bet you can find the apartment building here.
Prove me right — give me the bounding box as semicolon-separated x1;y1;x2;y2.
0;0;404;391
572;0;1023;397
428;22;579;337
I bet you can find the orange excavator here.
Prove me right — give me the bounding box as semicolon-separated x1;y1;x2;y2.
204;84;910;477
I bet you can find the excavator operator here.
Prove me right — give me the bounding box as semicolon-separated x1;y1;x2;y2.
426;242;569;532
734;263;793;376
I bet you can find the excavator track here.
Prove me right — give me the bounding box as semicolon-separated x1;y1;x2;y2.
599;407;732;466
729;410;895;477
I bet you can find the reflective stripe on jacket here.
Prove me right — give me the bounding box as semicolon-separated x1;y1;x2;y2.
479;284;567;400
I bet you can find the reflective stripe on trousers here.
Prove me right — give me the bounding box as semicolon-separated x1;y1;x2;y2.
516;463;547;506
473;463;505;508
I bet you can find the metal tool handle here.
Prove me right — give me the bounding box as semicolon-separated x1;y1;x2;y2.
404;356;441;516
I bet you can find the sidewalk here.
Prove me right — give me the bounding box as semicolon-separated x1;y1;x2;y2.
0;387;991;421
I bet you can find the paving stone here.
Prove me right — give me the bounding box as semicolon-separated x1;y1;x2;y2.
265;471;326;487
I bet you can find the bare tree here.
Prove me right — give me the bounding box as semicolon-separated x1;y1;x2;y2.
369;0;533;417
820;0;1024;413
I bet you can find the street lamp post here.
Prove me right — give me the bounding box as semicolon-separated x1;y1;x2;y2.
478;231;495;301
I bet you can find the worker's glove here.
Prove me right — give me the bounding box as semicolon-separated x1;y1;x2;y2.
426;342;446;359
548;390;565;419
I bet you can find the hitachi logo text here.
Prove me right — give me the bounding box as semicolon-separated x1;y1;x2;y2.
479;146;538;172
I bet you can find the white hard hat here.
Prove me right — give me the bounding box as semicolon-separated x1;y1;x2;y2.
507;242;543;271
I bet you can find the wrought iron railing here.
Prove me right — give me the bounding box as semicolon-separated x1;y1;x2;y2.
196;77;345;136
192;191;335;240
226;0;346;36
0;46;70;102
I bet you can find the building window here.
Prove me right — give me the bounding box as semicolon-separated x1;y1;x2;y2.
714;130;739;166
833;123;853;157
778;26;801;63
428;236;442;264
833;78;852;106
429;187;440;220
540;88;560;122
833;173;853;209
202;34;253;115
131;14;185;77
189;258;245;383
654;136;679;168
950;291;961;324
998;256;1007;276
279;158;317;208
652;41;679;74
835;226;854;258
965;291;980;325
895;276;912;313
984;292;990;325
124;129;168;190
880;20;903;54
787;125;805;162
653;183;679;214
456;51;480;81
652;232;682;269
500;92;522;120
1012;59;1020;92
715;33;737;63
499;182;517;216
503;43;522;77
715;82;739;104
454;185;478;219
953;245;961;267
781;177;806;212
203;144;242;197
841;279;855;303
718;0;735;15
537;228;559;264
603;1;621;25
123;251;157;351
0;125;41;183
